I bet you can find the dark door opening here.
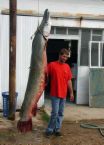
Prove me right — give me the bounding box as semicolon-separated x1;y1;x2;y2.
45;39;78;103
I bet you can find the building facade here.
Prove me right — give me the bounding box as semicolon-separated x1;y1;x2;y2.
0;0;104;109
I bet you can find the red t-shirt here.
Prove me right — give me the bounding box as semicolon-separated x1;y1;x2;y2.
48;61;72;99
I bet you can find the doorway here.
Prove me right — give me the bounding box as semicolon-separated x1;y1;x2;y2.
45;39;78;103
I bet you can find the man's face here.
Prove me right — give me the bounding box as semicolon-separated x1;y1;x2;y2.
59;54;69;63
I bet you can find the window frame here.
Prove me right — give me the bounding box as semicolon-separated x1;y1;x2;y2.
89;41;104;68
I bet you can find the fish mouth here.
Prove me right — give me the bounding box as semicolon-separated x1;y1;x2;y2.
43;9;50;23
38;9;51;38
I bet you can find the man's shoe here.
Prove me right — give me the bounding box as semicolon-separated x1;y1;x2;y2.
54;131;62;137
45;132;53;138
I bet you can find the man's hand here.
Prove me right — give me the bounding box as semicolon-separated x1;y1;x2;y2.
68;80;74;102
70;96;74;102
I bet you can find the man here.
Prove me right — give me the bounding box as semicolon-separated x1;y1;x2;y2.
45;48;74;137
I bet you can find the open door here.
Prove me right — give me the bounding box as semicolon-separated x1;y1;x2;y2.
45;39;78;104
89;41;104;107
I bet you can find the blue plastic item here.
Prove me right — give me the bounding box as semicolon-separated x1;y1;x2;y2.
2;92;18;117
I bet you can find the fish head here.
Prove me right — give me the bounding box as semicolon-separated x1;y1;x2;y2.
39;9;51;39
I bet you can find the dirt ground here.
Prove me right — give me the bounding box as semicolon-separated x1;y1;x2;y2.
0;110;104;145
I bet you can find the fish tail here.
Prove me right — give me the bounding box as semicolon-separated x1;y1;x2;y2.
17;118;32;132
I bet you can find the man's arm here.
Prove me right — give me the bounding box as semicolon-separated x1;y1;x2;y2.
68;80;74;102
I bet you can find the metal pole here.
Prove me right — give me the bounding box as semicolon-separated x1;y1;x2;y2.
8;0;17;120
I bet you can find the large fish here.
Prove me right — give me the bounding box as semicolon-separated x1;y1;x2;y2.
17;9;51;132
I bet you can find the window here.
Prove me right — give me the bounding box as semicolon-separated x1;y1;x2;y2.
91;29;103;41
56;27;66;34
89;41;104;68
50;27;54;34
50;26;79;35
80;29;91;66
91;43;99;66
80;29;103;66
68;28;79;35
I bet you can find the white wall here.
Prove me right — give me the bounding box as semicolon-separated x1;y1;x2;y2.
77;66;89;104
0;0;104;108
0;14;44;109
1;0;104;29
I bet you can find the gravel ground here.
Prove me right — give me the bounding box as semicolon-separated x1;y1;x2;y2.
0;110;104;145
